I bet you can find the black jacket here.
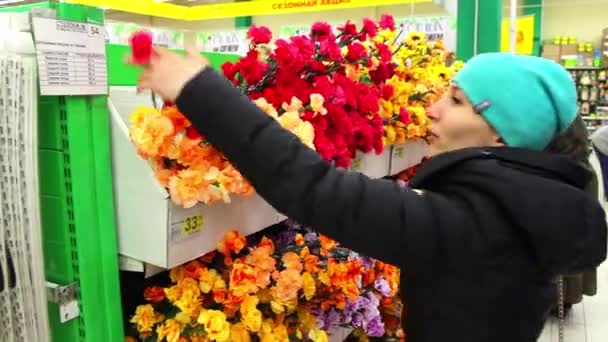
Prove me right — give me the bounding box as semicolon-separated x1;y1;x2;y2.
176;68;607;342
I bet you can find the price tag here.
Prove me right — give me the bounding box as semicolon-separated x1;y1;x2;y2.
182;215;204;236
351;157;363;171
394;146;405;158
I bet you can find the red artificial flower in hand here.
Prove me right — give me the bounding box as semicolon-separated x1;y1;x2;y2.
362;18;378;39
247;25;273;45
311;22;334;41
379;14;396;31
129;31;153;65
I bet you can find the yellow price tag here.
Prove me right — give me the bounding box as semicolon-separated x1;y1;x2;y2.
394;147;404;158
182;215;204;236
351;157;362;170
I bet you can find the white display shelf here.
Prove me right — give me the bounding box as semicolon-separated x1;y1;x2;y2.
349;148;392;178
108;86;416;269
389;140;428;175
109;87;282;269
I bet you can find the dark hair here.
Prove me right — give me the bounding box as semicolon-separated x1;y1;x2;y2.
544;115;590;163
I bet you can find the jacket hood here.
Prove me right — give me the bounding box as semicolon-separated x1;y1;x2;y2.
411;147;607;275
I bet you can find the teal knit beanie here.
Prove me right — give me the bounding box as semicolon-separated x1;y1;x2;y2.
453;53;577;150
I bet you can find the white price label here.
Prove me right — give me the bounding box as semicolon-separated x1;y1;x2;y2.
32;17;108;96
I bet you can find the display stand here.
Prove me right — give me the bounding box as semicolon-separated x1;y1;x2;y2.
1;2;124;342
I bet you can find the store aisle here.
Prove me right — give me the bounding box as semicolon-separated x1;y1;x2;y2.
537;260;608;342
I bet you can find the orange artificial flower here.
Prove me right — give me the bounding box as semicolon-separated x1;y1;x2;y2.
257;236;275;254
218;230;247;256
303;254;321;274
272;269;303;303
294;233;305;245
183;260;206;280
168;169;206;209
229;262;258;298
281;252;303;272
246;246;276;289
319;234;336;251
144;286;165;304
161;106;191;133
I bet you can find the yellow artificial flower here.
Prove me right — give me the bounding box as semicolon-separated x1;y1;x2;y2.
302;272;316;301
156;319;183;342
254;98;278;118
240;295;262;332
230;323;252;342
130;304;163;334
198;310;231;342
309;93;327;115
309;328;329;342
199;269;220;294
173;286;202;318
281;96;303;113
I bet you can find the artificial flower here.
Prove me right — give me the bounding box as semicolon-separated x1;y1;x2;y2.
198;310;231;342
130;304;163;334
129;31;153;65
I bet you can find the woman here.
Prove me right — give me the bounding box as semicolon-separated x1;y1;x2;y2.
134;49;607;342
544;116;600;314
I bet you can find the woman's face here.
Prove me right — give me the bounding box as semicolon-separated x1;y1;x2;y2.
427;86;504;157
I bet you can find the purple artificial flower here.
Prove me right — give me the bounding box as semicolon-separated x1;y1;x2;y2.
374;277;392;297
315;308;344;331
275;230;296;250
364;315;386;337
305;231;318;243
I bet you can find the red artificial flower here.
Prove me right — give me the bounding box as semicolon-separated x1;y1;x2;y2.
186;126;204;141
338;20;358;41
162;99;174;108
221;62;238;83
381;84;394;100
274;39;306;73
144;286;165;303
399;107;412;125
375;42;392;63
370;62;395;85
234;50;268;86
311;22;334;41
290;35;315;57
129;31;153;65
362;18;378;39
319;40;343;62
346;42;367;62
247;25;272;45
379;14;396;31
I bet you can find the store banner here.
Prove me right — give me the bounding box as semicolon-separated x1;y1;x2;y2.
396;16;457;52
500;15;535;55
105;22;185;49
196;30;249;56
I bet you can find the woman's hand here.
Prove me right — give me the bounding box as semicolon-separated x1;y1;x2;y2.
129;46;208;102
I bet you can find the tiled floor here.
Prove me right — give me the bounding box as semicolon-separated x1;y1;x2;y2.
538;259;608;342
